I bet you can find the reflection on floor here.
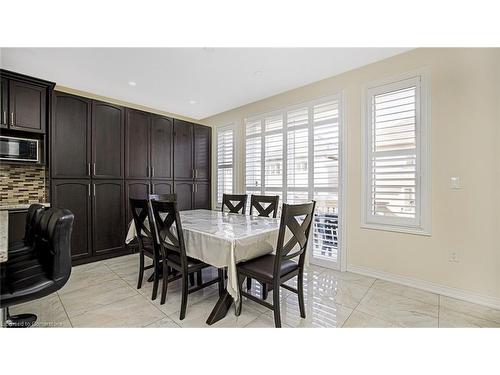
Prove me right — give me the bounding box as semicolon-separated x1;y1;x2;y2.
10;254;500;328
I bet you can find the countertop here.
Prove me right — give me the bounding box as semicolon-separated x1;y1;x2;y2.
0;203;51;211
0;211;7;262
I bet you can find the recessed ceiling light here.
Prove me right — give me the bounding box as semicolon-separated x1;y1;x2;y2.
254;70;263;77
203;47;215;53
128;81;137;86
189;100;197;105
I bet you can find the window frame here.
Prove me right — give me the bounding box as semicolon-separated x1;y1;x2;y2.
215;123;236;208
361;70;431;236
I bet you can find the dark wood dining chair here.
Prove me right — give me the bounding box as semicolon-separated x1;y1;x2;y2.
221;194;247;214
236;201;316;328
129;198;162;300
247;194;280;297
148;199;224;320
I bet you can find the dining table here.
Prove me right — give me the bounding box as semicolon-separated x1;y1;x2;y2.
125;209;281;325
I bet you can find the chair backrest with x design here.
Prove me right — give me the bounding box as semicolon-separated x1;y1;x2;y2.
250;195;279;218
129;198;154;251
221;194;247;214
148;199;188;269
274;201;316;276
149;193;177;202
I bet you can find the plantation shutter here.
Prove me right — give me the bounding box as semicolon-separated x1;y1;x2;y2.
216;126;234;205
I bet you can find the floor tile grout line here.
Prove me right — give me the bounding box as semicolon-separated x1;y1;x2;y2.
341;277;377;328
56;292;74;328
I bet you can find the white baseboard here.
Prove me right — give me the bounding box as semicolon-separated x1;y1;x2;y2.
347;264;500;310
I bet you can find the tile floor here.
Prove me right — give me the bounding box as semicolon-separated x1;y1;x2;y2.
10;254;500;328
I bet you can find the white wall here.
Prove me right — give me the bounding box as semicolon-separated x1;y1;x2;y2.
204;48;500;305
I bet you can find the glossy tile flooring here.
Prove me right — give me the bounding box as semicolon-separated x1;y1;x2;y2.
10;254;500;328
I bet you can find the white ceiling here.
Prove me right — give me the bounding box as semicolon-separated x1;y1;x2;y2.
0;48;410;120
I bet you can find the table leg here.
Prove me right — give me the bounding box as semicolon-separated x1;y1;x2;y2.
206;290;234;325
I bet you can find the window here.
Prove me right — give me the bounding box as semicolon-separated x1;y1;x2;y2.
363;72;430;234
245;95;342;267
216;124;235;206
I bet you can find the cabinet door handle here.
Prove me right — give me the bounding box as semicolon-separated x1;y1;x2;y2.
147;166;150;178
192;184;195;193
93;184;96;196
2;111;6;125
87;163;91;176
10;112;14;126
93;163;96;176
195;169;197;179
88;184;91;196
192;169;195;179
151;167;155;177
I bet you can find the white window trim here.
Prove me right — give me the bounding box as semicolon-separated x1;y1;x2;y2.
361;69;431;236
215;123;236;209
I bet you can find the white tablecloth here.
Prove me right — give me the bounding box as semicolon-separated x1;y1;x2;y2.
125;209;280;300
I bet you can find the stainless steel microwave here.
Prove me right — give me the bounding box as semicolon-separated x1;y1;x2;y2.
0;136;39;162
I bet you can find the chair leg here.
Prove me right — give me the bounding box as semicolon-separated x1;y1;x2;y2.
151;260;160;300
196;270;203;286
273;282;282;328
137;252;144;289
262;283;268;300
297;271;306;319
180;272;189;320
160;261;169;305
189;272;195;287
217;268;225;298
235;274;245;317
246;277;252;290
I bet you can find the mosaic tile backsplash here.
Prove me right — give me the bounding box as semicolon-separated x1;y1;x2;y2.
0;164;48;205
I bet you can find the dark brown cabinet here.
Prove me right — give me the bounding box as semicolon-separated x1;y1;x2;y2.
174;181;194;211
152;180;173;195
92;180;125;255
92;101;124;179
173;119;194;180
8;80;47;133
193;125;211;180
125;180;150;222
194;182;211;209
0;70;54;134
0;77;8;128
51;93;91;178
51;180;92;260
125;109;150;179
151;114;173;179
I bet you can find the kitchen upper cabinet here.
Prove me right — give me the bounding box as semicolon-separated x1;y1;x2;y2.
194;181;211;210
51;179;92;260
125;109;150;179
174;181;194;211
92;180;125;255
92;101;124;179
151;115;173;179
0;77;7;128
8;80;47;133
152;180;173;195
51;92;91;178
193;125;211;180
173;119;193;180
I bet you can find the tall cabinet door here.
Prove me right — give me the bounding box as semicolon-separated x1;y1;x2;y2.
125;180;150;223
52;92;91;178
193;125;211;180
174;182;193;211
9;80;47;133
152;180;173;195
0;77;7;128
92;180;125;255
173;120;193;180
125;109;150;179
194;182;211;210
92;101;124;179
51;179;92;260
151;115;173;179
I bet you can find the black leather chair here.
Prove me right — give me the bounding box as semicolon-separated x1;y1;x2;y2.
148;199;224;320
0;208;74;328
7;204;45;261
236;201;316;328
221;194;247;214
